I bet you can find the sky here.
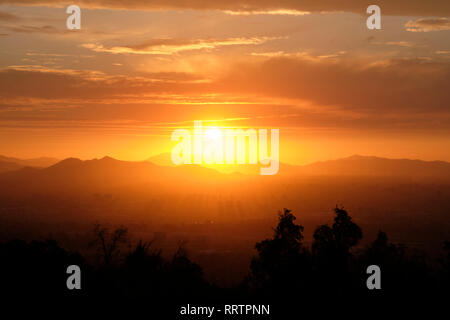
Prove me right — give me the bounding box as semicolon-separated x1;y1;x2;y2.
0;0;449;164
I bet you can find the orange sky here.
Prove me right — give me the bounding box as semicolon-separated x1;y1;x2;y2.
0;1;449;164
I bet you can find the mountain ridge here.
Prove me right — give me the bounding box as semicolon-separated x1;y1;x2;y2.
0;155;59;168
147;152;450;177
0;154;448;195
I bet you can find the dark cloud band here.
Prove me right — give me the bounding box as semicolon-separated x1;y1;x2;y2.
1;0;449;16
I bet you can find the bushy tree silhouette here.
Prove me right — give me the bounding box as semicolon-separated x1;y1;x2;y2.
313;207;362;256
0;208;448;303
247;208;311;296
358;230;431;293
312;207;362;286
332;207;363;252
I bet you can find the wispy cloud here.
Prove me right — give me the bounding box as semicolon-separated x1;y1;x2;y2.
3;54;449;115
405;18;450;32
251;50;347;61
223;10;309;16
0;10;20;21
0;0;448;16
385;41;417;47
82;37;277;55
3;24;63;34
1;57;449;135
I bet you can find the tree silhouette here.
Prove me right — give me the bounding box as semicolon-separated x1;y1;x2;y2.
0;207;447;301
332;207;363;251
91;223;128;265
247;208;311;295
358;230;431;292
312;207;362;290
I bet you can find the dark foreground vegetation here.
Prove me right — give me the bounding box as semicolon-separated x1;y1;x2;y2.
1;208;449;309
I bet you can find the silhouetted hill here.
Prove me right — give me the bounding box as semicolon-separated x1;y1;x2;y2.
0;155;58;168
0;154;449;198
0;154;448;262
148;152;263;175
0;156;226;194
294;155;450;180
147;153;175;166
0;159;22;173
147;153;450;179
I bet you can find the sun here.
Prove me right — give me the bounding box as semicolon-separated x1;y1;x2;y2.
204;127;222;142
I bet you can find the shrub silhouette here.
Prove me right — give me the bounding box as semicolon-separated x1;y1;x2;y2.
0;239;85;297
166;245;207;298
90;223;128;266
122;240;165;297
437;241;450;289
88;236;208;299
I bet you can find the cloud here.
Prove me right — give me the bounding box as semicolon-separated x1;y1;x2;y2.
0;10;69;35
215;56;450;114
250;51;347;61
223;10;310;16
0;0;448;16
82;37;276;55
0;66;211;102
0;11;20;21
26;52;77;57
5;25;61;34
2;54;449;116
0;57;449;133
385;41;416;47
405;18;450;32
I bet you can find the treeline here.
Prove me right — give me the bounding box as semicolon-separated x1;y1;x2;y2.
0;208;449;300
246;208;449;297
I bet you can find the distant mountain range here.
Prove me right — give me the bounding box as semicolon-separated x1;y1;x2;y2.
0;154;449;194
297;155;450;178
0;154;448;234
0;155;59;173
0;159;22;174
147;153;450;178
0;156;227;194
